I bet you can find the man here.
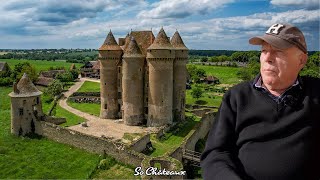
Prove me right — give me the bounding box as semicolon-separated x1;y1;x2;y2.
200;23;320;180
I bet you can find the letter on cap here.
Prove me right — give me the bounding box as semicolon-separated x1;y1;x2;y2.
266;24;285;35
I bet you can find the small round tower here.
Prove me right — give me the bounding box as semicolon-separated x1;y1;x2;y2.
171;31;188;122
99;30;123;119
8;73;44;136
122;37;145;125
146;28;175;127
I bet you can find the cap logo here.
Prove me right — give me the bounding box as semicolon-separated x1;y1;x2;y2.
266;24;284;35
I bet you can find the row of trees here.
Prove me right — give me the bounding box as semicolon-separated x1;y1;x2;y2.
0;52;97;63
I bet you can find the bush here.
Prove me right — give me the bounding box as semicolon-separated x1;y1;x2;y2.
191;86;203;100
0;77;14;86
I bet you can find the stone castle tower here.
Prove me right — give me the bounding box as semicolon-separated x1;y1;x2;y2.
9;73;43;136
98;28;188;127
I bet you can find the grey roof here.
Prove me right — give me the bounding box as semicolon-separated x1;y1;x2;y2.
171;31;188;50
99;30;122;51
123;37;144;58
148;28;173;50
9;73;42;97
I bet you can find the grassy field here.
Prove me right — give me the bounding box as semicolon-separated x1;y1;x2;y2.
0;59;83;73
77;81;100;92
67;101;100;117
190;65;241;85
0;86;100;179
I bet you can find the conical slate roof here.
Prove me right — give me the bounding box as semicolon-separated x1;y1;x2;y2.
123;37;144;58
148;28;173;50
171;31;188;50
123;33;131;51
99;30;122;51
9;73;42;97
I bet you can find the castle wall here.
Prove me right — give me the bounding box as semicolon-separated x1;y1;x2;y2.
173;50;188;122
128;134;150;152
11;96;43;136
122;57;145;125
183;112;215;151
147;49;175;126
99;50;122;119
41;122;145;167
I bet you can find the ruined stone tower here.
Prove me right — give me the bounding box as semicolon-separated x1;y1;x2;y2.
146;28;175;126
99;31;123;119
9;73;43;136
171;31;188;122
99;28;188;127
122;37;145;125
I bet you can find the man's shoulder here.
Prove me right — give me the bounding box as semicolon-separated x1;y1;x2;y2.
301;76;320;85
301;76;320;95
229;80;254;92
224;80;254;98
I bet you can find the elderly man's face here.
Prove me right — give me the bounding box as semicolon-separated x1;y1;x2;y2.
260;43;307;90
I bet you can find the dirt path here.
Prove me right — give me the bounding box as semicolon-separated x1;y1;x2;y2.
58;78;158;140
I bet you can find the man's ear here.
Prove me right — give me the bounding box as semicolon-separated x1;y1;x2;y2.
299;52;308;69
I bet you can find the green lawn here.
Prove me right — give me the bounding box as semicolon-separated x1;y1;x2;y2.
77;81;100;92
67;101;100;117
0;59;83;73
56;104;87;127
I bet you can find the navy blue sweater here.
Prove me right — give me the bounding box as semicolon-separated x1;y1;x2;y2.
201;76;320;180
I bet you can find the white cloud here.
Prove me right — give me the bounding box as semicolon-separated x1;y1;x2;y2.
271;0;319;9
137;0;235;19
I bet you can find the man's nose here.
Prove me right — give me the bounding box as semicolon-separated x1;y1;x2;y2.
264;51;275;63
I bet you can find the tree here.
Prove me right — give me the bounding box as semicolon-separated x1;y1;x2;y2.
200;56;208;62
56;71;74;82
12;62;37;82
191;86;203;100
44;80;64;97
237;59;260;81
187;65;206;83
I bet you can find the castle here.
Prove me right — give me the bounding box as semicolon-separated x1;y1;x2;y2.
98;28;188;127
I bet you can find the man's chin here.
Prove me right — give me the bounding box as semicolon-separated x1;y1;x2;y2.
261;75;279;86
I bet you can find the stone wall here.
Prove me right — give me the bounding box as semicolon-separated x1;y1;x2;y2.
183;112;215;151
68;96;101;103
129;134;151;153
169;147;183;162
41;122;144;167
190;108;213;117
43;116;66;125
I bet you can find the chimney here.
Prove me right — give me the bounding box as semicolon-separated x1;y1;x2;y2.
13;82;19;94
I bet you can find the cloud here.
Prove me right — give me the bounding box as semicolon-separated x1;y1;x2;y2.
137;0;235;19
270;0;319;10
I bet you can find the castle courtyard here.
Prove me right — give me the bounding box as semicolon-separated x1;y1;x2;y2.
60;78;159;140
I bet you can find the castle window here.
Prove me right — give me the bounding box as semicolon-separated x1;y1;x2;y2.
118;92;122;98
19;108;23;116
36;97;40;104
118;67;121;73
144;107;148;114
23;100;26;105
146;97;148;102
105;104;107;109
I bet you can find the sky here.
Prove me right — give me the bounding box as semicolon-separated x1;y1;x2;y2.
0;0;319;51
